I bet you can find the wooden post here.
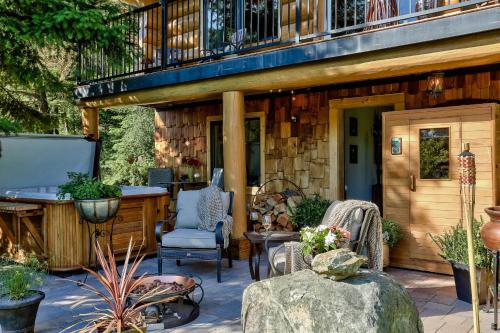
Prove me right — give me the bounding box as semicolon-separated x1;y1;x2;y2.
223;91;247;239
81;107;99;139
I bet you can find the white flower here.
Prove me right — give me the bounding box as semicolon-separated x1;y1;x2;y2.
303;231;314;241
317;225;328;232
324;232;337;247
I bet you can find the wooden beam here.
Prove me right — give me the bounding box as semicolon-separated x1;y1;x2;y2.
78;32;500;108
223;91;247;239
21;217;45;253
0;214;16;246
81;107;99;139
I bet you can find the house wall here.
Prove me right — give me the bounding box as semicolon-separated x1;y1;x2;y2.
154;67;500;198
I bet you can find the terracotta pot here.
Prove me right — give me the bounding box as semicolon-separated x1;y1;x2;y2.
383;242;390;268
482;207;500;250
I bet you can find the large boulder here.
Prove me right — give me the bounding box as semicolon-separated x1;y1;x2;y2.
241;269;423;333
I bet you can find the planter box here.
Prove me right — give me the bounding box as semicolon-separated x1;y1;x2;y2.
451;263;489;304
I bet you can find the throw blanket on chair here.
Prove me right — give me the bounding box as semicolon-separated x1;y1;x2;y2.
322;200;383;271
284;200;383;274
197;185;233;249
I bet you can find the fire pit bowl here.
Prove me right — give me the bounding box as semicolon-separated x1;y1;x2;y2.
129;274;203;329
129;275;196;304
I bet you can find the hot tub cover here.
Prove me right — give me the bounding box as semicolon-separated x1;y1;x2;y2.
0;134;96;189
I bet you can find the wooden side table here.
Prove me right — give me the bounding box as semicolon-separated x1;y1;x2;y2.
244;231;300;281
0;202;46;256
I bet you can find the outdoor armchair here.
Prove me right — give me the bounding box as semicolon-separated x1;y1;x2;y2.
156;189;234;283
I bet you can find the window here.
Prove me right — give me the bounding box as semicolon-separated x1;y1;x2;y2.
205;0;279;50
209;118;262;186
419;127;450;179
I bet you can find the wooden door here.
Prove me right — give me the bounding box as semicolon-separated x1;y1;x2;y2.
383;104;497;274
408;118;461;266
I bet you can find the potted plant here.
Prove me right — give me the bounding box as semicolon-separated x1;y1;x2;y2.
0;255;46;333
71;239;171;332
430;217;492;304
58;172;122;223
382;218;402;268
291;194;332;229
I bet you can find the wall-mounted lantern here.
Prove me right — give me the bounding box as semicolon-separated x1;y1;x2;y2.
427;72;444;98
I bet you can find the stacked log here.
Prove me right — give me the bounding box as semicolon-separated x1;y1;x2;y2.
252;193;303;232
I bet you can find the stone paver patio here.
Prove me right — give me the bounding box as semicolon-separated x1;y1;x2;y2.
24;257;500;332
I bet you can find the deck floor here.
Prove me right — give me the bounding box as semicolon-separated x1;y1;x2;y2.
15;257;500;332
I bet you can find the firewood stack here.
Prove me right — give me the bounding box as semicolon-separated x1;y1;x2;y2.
252;191;303;232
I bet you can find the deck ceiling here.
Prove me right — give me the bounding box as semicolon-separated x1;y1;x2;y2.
76;6;500;107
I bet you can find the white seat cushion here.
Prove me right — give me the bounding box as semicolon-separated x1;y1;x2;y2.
162;228;216;249
175;190;202;229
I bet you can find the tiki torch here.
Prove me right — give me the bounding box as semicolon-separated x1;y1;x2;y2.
459;143;480;333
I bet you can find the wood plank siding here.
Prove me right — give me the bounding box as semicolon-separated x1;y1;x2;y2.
154;67;499;274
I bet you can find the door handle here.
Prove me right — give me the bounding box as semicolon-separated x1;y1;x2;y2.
409;174;416;192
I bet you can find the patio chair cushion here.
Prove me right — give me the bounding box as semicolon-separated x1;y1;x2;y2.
220;191;231;214
350;208;364;242
321;201;364;242
268;246;286;277
162;228;216;249
175;190;202;229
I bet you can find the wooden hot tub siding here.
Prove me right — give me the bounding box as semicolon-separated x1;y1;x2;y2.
0;193;169;271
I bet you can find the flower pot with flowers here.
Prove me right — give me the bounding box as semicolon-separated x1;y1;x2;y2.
180;157;202;182
300;225;351;262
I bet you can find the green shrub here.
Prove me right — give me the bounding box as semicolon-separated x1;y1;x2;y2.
291;194;332;229
382;218;402;248
0;255;46;300
429;217;492;269
58;172;122;200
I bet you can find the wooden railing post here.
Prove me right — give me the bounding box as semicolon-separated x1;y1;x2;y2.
295;0;301;43
161;0;168;68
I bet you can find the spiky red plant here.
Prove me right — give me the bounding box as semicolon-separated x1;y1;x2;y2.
69;239;169;333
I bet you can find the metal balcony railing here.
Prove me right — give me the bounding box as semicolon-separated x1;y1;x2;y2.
77;0;493;84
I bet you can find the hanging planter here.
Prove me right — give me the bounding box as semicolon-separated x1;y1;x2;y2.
74;197;121;224
57;172;122;223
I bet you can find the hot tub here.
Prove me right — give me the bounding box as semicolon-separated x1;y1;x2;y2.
0;135;170;271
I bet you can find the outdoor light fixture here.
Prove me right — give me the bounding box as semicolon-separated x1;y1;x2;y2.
427;72;444;97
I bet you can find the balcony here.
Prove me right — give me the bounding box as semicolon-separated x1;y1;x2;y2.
76;0;498;86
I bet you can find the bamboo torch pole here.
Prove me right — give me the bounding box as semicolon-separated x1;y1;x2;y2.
459;143;480;333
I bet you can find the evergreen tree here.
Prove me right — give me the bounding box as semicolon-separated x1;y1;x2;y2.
0;0;131;132
100;107;155;186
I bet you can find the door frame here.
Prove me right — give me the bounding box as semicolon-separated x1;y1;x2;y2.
328;93;405;200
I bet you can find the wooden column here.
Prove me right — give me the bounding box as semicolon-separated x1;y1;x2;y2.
81;107;99;139
223;91;247;239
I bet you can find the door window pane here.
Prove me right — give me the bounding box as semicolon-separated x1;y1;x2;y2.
210;118;261;186
419;128;449;179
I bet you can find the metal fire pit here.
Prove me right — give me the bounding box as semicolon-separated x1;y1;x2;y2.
129;274;204;329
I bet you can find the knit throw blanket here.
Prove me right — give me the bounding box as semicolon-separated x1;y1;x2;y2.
322;200;383;271
197;185;233;249
284;200;383;274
